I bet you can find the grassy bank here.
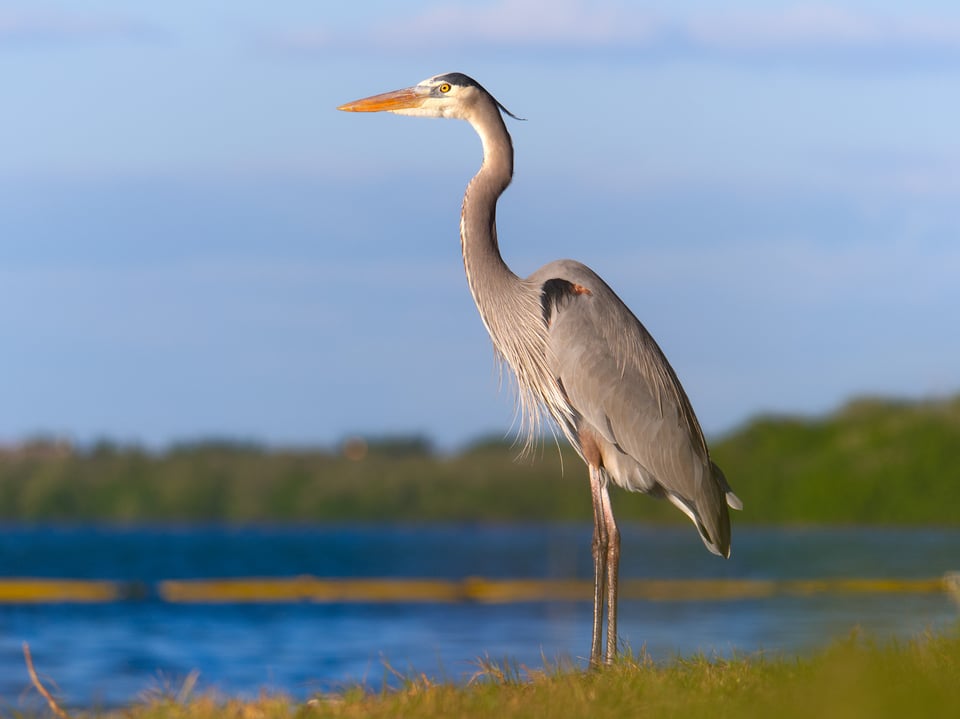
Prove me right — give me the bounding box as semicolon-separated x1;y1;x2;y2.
2;394;959;523
32;630;957;718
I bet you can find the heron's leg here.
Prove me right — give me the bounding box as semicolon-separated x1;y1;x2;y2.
588;463;608;667
601;485;620;663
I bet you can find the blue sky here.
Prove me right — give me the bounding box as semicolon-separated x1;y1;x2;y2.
2;1;959;450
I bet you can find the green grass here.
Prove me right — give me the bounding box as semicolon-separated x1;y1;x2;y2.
64;630;960;718
2;394;959;524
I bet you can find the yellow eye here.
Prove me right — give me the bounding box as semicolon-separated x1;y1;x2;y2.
439;83;451;93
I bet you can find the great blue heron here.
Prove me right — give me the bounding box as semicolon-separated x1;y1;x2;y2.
338;72;742;666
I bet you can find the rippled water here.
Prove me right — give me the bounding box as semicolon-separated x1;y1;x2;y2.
1;524;957;708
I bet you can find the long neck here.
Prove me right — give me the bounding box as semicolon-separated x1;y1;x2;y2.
458;103;571;447
460;102;519;309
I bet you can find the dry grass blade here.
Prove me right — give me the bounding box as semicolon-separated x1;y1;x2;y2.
23;642;70;719
467;654;526;686
378;654;434;695
177;669;201;703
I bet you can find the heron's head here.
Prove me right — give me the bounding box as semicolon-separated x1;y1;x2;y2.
337;72;521;122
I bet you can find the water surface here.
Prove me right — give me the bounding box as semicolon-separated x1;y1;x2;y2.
1;524;957;708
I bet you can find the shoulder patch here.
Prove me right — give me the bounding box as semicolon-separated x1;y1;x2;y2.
540;278;590;327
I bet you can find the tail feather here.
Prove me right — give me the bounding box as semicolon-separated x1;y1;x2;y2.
667;462;740;559
713;463;743;511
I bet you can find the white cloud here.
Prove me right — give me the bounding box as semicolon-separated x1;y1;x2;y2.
688;6;880;49
395;0;655;47
264;1;960;63
686;4;960;52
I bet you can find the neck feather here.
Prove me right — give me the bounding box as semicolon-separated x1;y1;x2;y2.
460;104;516;298
458;103;573;448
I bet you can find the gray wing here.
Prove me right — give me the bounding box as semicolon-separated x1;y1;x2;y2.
532;259;738;556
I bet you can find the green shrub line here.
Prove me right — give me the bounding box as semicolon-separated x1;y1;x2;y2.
2;395;958;523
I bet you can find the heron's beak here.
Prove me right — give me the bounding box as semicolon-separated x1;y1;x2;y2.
337;87;425;113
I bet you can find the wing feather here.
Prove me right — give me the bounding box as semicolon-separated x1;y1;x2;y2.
534;259;735;555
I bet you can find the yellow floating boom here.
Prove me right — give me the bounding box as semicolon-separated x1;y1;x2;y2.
157;576;954;604
0;575;954;604
0;579;121;603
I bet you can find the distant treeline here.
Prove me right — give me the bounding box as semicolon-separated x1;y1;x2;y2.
2;395;959;524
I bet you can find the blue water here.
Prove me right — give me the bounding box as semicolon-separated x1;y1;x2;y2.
1;524;958;709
